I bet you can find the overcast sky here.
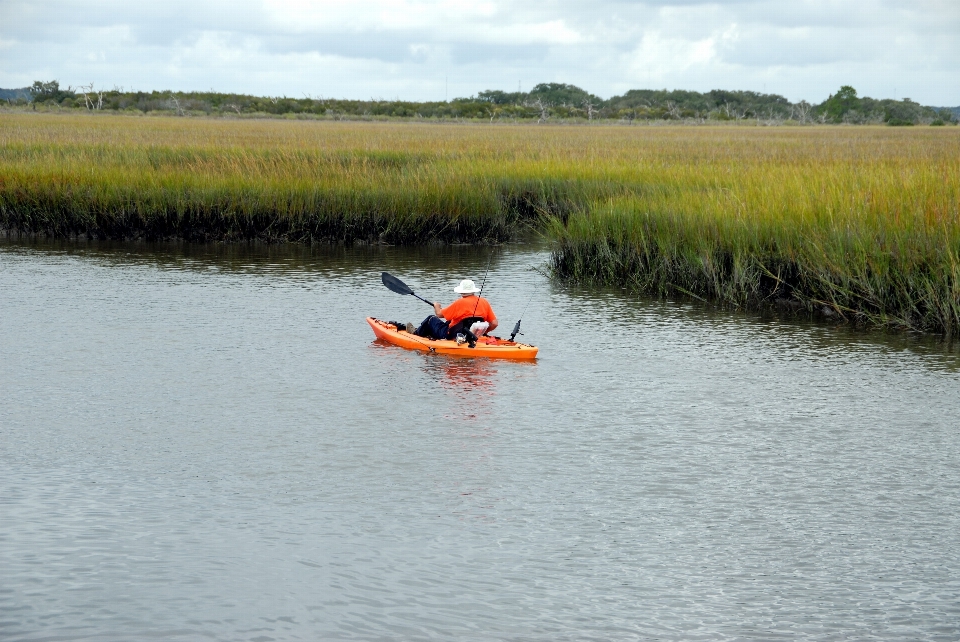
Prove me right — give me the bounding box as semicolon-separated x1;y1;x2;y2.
1;0;958;104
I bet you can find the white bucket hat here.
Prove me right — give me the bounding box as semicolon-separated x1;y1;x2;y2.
453;279;481;294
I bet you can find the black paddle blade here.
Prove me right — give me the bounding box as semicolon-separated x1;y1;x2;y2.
381;272;413;296
381;272;435;306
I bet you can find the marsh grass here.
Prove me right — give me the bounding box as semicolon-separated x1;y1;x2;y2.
2;114;958;332
549;131;960;333
0;115;600;243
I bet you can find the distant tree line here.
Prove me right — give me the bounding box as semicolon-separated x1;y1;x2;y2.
2;80;955;126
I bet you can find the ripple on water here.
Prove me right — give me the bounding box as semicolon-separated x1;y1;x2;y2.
1;239;959;641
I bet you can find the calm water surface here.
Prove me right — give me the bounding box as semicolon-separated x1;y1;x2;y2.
2;240;959;641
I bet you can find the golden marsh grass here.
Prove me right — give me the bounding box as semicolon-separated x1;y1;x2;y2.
1;113;958;332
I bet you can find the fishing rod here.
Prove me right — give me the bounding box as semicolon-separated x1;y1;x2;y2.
471;249;496;317
509;289;536;342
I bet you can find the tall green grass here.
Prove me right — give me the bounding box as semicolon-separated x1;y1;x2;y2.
549;134;960;333
0;115;604;243
2;114;958;333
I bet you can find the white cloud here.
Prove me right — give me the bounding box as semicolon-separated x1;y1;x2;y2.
263;0;500;32
0;0;957;104
468;20;585;46
627;31;719;79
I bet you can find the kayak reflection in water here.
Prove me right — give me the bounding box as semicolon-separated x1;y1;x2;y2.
422;356;498;396
413;279;499;344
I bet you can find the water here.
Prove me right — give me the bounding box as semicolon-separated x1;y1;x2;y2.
2;239;959;641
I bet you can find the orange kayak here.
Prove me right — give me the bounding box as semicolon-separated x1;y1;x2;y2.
367;317;538;360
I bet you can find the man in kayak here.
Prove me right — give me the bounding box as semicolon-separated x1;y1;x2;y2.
414;279;498;342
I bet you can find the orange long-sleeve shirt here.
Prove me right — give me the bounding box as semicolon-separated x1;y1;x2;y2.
441;296;496;327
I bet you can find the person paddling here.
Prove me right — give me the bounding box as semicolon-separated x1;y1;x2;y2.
414;279;498;342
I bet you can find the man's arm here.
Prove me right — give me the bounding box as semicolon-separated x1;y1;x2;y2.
486;300;498;332
433;301;444;319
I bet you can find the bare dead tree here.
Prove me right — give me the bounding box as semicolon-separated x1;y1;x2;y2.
792;100;812;124
169;94;185;116
582;98;598;121
77;84;92;110
76;83;104;111
530;97;550;124
665;101;681;120
722;102;745;122
224;103;242;116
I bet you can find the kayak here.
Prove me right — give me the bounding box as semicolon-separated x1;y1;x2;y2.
366;317;538;360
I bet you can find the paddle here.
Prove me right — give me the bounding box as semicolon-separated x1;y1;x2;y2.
381;272;434;306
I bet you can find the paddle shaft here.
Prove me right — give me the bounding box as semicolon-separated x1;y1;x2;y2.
381;272;434;306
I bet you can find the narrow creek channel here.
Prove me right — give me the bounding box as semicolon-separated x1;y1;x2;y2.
2;239;959;641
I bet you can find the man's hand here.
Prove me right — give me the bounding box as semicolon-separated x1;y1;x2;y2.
433;301;444;319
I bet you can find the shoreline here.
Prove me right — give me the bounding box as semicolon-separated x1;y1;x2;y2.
4;106;956;128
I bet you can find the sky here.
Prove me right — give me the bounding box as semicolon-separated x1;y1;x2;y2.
1;0;958;105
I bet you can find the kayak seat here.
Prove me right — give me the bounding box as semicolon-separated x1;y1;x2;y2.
448;316;485;337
